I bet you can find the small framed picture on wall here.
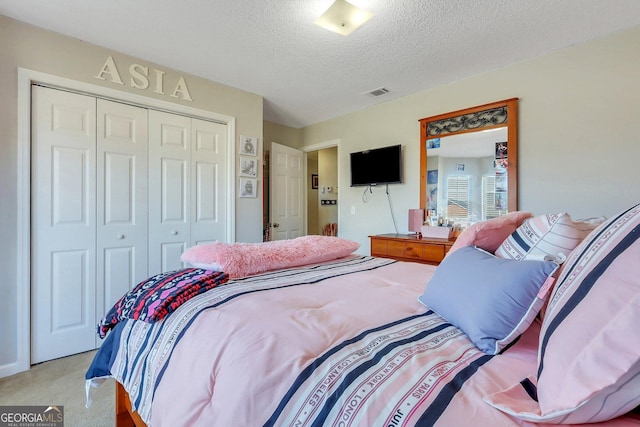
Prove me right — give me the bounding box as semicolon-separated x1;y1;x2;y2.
239;178;257;198
312;174;318;189
239;156;258;177
427;169;438;184
239;135;258;156
495;141;508;159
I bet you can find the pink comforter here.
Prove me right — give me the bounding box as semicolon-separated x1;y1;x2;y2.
87;256;640;426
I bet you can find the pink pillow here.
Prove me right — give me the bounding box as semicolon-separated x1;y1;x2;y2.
447;211;532;256
180;235;360;279
485;203;640;423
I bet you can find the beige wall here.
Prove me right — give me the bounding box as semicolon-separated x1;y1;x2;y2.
263;120;303;153
301;26;640;255
0;16;263;373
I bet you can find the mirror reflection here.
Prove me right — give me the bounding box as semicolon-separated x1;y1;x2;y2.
425;127;508;228
419;98;518;230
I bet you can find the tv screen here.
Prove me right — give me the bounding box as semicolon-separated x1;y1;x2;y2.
350;144;402;187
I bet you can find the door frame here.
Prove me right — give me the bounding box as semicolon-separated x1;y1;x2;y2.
12;68;236;376
302;139;341;236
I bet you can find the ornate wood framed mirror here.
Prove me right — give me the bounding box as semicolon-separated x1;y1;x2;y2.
419;98;518;227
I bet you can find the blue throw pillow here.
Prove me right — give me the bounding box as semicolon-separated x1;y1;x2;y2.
418;246;558;354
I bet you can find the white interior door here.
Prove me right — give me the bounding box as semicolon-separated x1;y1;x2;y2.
31;86;97;363
96;99;149;328
270;142;303;240
148;110;191;275
190;118;228;246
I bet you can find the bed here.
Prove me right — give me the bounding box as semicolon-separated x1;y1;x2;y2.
86;205;640;426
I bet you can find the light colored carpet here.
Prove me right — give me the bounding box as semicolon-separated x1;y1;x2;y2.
0;351;115;426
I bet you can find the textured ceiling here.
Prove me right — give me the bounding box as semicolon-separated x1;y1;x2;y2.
2;1;639;128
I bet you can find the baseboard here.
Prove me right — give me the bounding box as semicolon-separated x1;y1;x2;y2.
0;359;29;379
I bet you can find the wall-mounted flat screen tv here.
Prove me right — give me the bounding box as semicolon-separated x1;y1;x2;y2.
350;144;402;187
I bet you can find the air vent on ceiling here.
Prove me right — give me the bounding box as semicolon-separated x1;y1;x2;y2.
364;87;390;97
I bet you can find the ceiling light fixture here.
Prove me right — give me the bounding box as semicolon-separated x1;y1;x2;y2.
314;0;373;36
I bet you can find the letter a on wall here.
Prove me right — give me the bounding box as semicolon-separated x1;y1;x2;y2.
95;56;124;85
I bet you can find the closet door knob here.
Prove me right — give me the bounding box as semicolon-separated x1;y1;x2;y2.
117;234;125;240
171;230;178;235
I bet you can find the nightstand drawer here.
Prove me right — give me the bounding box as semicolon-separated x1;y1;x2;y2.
388;241;422;260
422;243;445;263
370;239;388;257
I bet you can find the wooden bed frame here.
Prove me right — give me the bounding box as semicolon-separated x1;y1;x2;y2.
116;382;147;427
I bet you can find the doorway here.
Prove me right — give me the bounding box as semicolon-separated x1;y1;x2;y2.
306;145;338;236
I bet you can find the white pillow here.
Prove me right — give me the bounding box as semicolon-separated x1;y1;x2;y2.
495;212;598;262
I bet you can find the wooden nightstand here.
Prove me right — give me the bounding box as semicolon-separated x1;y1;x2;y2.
369;234;455;265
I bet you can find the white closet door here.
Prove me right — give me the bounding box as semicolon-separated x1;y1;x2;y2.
148;110;191;275
31;86;97;363
190;118;228;246
96;99;149;328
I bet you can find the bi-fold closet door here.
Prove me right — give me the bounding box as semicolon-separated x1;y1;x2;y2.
31;86;227;363
148;110;226;276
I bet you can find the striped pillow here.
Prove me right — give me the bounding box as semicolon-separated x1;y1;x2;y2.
495;212;597;262
485;203;640;423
